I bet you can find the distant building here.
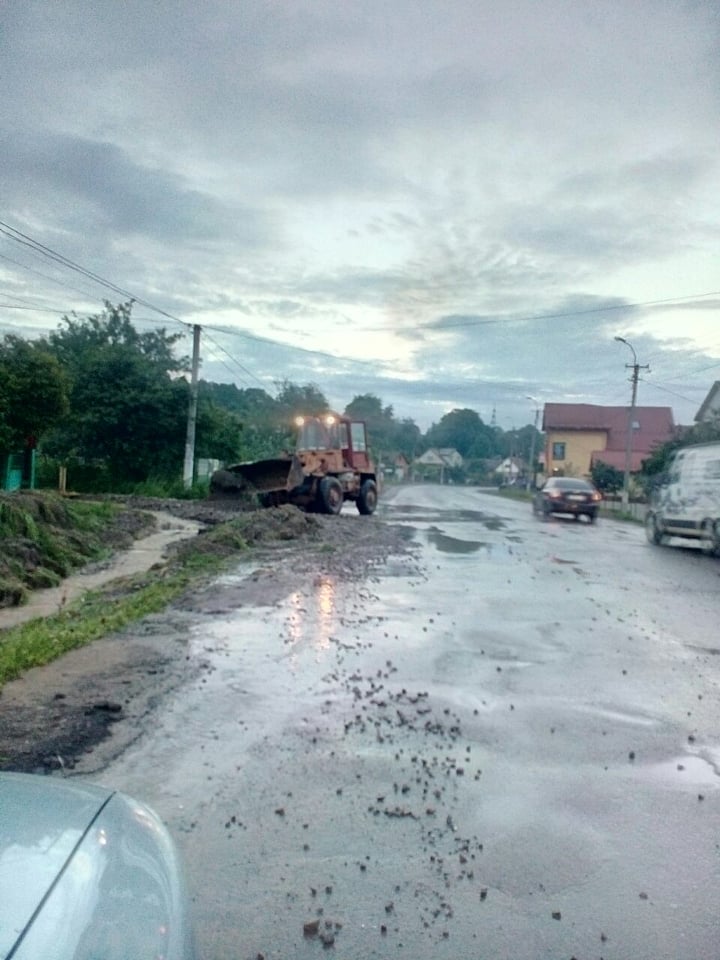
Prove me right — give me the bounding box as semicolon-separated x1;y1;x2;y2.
413;447;463;483
542;403;675;477
391;453;410;481
695;381;720;424
494;456;525;483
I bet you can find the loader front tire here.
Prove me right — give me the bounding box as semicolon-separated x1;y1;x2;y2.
357;479;378;516
319;476;343;515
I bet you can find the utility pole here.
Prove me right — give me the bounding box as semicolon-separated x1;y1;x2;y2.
183;324;201;489
614;336;649;509
525;396;540;491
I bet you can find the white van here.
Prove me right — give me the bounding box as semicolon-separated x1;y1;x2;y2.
646;441;720;554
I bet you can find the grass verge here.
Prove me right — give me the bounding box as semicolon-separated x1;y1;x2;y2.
0;492;152;607
0;546;238;690
0;502;322;690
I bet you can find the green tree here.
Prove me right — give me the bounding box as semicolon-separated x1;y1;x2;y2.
591;460;624;493
198;382;289;461
194;399;244;463
199;382;277;421
393;417;422;460
345;394;392;456
0;335;69;450
44;302;190;484
425;408;494;459
345;394;385;423
274;380;329;421
505;423;544;464
48;301;185;374
50;347;187;481
640;417;720;494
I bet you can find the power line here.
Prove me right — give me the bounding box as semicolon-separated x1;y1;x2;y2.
652;358;720;384
202;322;384;369
403;290;720;332
642;379;703;405
0;250;103;304
1;222;380;376
0;304;66;313
201;329;270;391
0;219;190;331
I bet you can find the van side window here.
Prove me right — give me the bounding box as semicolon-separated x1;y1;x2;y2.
704;459;720;480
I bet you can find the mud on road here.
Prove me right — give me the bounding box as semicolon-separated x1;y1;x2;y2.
0;496;413;775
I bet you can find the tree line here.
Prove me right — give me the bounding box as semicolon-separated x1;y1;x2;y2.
0;301;542;492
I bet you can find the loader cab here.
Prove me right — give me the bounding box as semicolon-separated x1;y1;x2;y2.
295;416;338;452
294;415;372;470
346;419;371;471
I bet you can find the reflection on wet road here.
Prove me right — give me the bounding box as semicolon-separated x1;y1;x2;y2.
97;485;720;960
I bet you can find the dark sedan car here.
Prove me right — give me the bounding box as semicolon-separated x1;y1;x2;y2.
533;477;602;522
0;773;196;960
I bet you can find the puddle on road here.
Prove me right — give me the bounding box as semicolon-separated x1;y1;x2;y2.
286;575;337;652
383;503;507;530
426;527;487;554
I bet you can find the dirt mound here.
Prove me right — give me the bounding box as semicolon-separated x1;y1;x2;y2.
224;503;322;543
0;492;417;774
0;492;154;608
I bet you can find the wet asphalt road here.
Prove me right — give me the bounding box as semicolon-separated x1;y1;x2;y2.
97;485;720;960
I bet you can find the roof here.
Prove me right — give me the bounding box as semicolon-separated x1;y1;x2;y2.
694;381;720;423
543;403;674;454
414;447;462;467
591;448;649;472
495;456;526;472
414;449;446;466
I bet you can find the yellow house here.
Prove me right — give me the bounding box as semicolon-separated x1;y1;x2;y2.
543;403;675;478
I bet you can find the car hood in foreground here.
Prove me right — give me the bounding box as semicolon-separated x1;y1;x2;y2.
0;772;194;960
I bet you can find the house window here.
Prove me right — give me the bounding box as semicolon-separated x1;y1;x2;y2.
552;442;566;460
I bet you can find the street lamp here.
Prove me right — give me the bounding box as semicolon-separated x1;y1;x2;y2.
614;336;648;509
526;395;541;491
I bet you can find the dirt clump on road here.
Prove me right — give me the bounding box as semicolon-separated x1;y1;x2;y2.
0;494;412;775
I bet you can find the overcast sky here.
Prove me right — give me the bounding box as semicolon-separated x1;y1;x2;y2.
2;0;719;431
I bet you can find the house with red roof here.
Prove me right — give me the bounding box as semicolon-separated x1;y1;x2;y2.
542;403;675;478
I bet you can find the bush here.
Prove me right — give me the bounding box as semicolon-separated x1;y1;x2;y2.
591;460;624;494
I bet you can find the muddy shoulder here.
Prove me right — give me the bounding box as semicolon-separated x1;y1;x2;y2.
0;493;413;775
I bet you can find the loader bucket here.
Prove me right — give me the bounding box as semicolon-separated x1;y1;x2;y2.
220;457;294;493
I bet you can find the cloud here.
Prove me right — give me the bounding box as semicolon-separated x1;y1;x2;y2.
1;134;272;247
1;0;719;437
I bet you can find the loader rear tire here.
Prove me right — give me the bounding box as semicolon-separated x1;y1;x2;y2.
357;479;378;515
319;476;343;515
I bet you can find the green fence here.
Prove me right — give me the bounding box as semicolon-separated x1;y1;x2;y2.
1;451;36;491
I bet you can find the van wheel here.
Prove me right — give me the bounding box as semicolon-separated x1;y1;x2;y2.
645;511;666;546
699;519;720;556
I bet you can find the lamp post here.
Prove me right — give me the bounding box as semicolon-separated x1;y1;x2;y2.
614;336;648;509
526;395;540;491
